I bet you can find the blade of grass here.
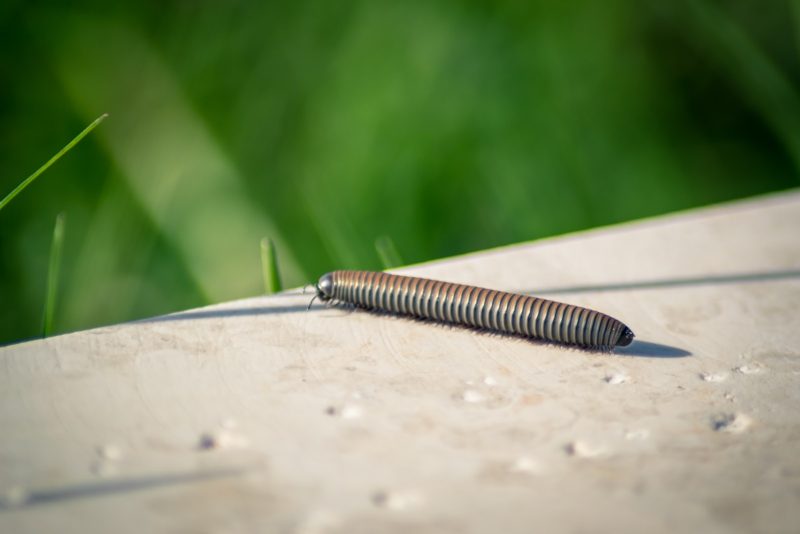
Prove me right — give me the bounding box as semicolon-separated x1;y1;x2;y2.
260;237;282;294
42;213;66;337
374;235;403;269
0;113;108;212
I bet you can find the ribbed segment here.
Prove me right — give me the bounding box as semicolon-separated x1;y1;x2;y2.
329;271;627;350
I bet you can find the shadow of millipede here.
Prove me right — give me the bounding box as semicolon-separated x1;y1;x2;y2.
143;296;691;358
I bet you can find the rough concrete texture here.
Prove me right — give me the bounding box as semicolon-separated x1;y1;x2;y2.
1;190;799;533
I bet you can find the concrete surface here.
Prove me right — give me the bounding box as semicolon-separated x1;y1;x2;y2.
1;190;799;533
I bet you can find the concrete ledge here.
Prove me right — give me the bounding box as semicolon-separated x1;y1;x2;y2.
2;190;799;533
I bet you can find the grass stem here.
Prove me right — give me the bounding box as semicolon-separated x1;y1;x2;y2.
260;237;282;294
42;213;66;337
0;113;108;212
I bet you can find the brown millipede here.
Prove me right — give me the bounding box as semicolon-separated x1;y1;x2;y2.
313;270;634;351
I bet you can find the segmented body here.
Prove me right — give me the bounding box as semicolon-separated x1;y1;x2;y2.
318;270;633;351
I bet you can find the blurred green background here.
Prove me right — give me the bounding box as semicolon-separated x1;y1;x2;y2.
1;0;799;345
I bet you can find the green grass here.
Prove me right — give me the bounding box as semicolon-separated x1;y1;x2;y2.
374;235;404;269
42;213;66;337
0;113;106;341
0;1;797;344
0;114;107;212
260;238;283;294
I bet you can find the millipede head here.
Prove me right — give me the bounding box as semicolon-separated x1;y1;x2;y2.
315;272;334;301
616;326;635;347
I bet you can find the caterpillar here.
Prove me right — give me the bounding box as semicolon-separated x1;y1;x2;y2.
313;270;634;351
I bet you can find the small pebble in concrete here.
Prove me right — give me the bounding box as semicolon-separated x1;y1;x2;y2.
325;404;364;419
700;372;727;383
711;412;753;433
604;373;629;385
462;389;486;403
734;364;764;375
564;440;605;458
371;489;422;510
508;456;541;474
198;421;250;450
96;444;123;461
91;443;123;477
340;404;364;420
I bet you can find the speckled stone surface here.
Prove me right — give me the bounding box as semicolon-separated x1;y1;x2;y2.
2;190;799;533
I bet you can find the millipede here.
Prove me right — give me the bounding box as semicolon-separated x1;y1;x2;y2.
312;270;634;351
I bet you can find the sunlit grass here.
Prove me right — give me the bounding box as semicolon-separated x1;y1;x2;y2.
375;235;403;269
55;22;303;303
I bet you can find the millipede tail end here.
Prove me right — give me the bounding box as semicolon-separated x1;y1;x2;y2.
616;326;635;347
